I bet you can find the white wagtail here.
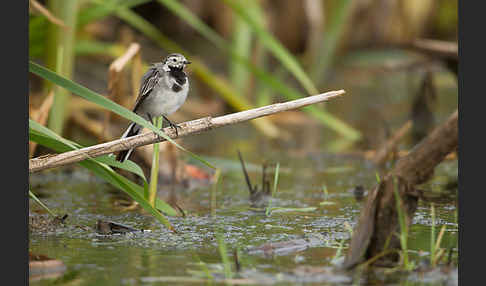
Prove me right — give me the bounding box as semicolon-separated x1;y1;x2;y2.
116;53;191;162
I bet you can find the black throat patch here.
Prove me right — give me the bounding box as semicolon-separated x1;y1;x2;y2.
172;83;182;92
169;67;187;86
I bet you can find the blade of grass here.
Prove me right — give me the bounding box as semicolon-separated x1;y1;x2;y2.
151;1;360;140
30;61;214;169
271;162;280;197
221;0;318;95
30;131;176;228
393;177;410;270
74;40;126;58
230;0;252;96
246;62;361;140
29;15;47;58
29;190;57;217
332;239;345;261
30;118;147;180
85;159;176;230
45;0;79;134
216;233;233;280
246;0;270;103
210;169;222;217
434;225;447;255
78;0;152;28
265;162;280;216
430;203;436;265
433;225;447;266
29;120;178;217
310;0;354;85
29;119;173;213
193;254;214;281
148;116;163;206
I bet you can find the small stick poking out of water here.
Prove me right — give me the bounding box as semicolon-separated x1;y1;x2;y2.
237;150;255;195
237;150;272;208
95;220;142;235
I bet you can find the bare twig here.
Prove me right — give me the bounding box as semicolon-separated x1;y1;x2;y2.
29;0;69;29
106;43;141;138
29;92;54;157
372;120;413;165
237;150;254;194
412;39;458;59
109;43;141;74
29;90;345;173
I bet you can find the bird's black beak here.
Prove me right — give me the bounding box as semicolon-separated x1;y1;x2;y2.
184;60;191;65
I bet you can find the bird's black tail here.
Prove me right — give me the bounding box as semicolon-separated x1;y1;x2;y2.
116;122;140;162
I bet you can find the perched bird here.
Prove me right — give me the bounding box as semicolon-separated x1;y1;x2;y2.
116;53;191;162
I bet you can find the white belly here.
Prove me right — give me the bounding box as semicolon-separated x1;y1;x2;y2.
140;81;189;118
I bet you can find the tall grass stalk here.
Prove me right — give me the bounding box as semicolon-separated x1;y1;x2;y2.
230;0;252;95
154;0;360;140
45;0;79;134
430;203;447;267
210;169;222;217
265;162;280;216
393;177;411;270
332;239;345;262
193;255;214;284
148;116;163;207
29;190;57;217
430;203;436;265
216;233;233;280
221;0;318;95
432;225;447;266
310;0;354;86
248;1;272;106
322;184;329;200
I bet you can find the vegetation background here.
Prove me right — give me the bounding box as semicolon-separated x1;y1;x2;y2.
28;1;458;283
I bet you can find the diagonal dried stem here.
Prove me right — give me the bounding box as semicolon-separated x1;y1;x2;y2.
29;90;345;173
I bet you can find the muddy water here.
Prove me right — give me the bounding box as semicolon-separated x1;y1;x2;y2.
29;59;458;285
29;155;457;285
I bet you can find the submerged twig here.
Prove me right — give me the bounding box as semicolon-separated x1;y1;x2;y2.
30;90;345;173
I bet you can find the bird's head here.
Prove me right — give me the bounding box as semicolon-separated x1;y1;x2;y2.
163;53;191;71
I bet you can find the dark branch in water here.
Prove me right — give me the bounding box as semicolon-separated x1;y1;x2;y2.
237;150;255;195
343;109;458;269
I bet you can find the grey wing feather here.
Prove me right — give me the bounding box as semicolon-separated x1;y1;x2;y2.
132;67;161;113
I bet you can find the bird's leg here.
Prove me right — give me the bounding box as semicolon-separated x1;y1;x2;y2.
146;113;154;124
162;115;182;137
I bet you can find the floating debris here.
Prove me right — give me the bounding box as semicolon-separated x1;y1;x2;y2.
95;220;147;235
